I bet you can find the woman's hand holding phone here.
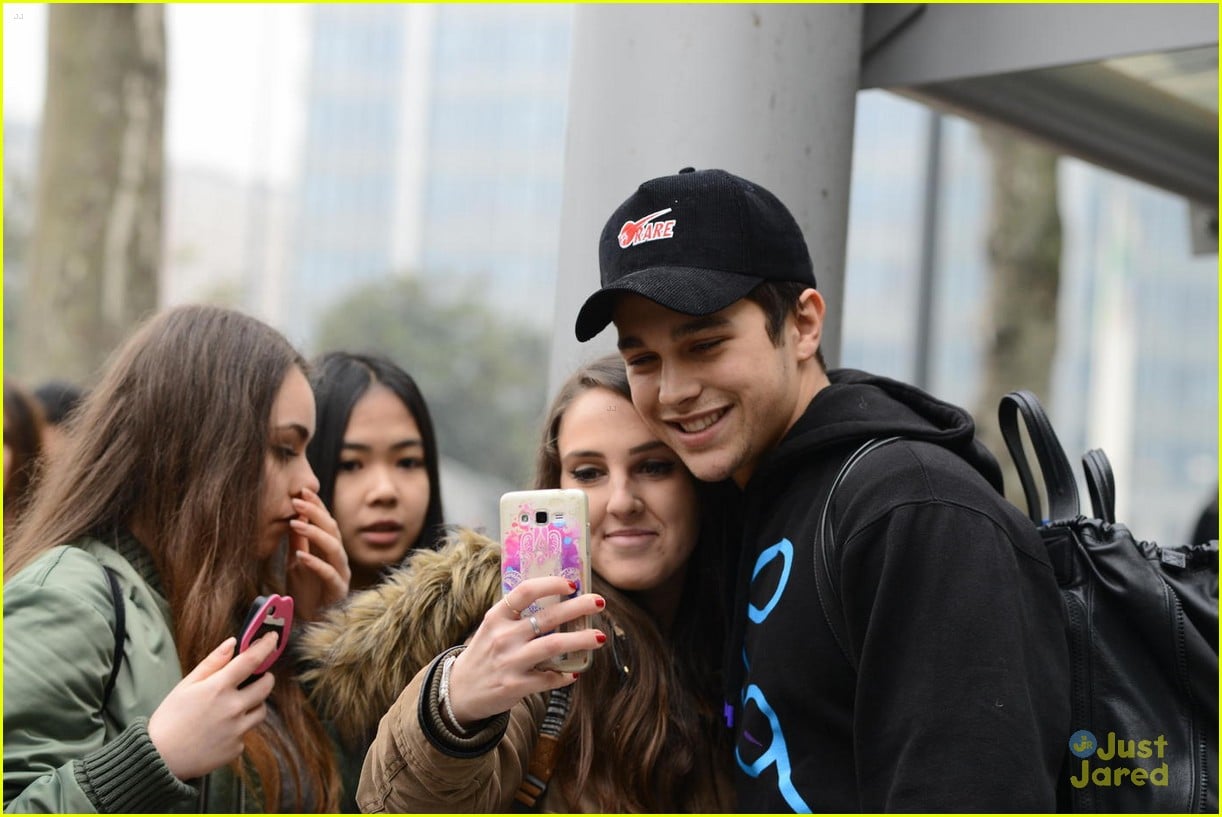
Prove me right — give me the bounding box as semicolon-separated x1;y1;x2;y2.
445;576;607;727
147;633;279;781
286;486;350;621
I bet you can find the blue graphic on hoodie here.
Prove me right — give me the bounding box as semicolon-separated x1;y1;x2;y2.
736;538;812;812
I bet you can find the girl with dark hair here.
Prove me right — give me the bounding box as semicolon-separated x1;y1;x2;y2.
4;305;350;812
306;352;445;592
302;354;733;812
4;379;45;525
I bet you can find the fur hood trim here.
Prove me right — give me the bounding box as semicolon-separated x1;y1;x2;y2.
297;527;502;746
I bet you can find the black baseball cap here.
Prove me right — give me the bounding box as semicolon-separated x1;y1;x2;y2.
574;167;815;342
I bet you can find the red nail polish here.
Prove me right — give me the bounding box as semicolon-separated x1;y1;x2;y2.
595;632;607;644
567;580;577;591
572;673;581;680
594;597;606;609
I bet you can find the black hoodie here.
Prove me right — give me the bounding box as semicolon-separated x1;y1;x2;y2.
723;369;1070;812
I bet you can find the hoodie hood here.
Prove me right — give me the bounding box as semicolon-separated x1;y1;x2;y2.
755;368;1003;493
297;527;502;748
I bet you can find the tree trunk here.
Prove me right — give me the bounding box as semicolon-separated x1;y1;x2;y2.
15;4;166;385
975;127;1063;506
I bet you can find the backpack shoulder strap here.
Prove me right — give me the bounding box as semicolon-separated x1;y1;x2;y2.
102;566;126;709
814;436;903;672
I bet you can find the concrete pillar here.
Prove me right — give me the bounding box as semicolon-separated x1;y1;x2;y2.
549;3;863;393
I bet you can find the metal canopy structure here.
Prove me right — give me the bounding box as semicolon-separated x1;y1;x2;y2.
861;3;1218;207
550;3;1218;384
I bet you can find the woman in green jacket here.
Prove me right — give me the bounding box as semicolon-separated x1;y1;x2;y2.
3;305;350;812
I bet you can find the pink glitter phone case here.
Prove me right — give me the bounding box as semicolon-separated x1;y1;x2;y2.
500;489;592;672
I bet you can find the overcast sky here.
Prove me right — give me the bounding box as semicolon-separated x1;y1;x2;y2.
3;3;308;185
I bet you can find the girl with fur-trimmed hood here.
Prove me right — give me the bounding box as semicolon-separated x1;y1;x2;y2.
299;354;734;812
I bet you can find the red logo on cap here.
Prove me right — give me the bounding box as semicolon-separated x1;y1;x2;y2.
618;208;676;249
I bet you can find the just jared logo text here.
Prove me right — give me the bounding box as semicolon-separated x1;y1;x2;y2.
1067;729;1170;789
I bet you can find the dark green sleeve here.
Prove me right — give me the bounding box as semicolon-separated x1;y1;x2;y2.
4;561;195;813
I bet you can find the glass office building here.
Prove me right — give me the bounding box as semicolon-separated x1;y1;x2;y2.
289;4;406;346
288;4;572;344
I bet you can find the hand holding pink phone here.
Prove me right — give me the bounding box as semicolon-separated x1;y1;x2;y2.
446;574;607;726
148;628;282;781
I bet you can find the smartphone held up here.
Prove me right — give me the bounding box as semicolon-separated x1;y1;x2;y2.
500;489;593;672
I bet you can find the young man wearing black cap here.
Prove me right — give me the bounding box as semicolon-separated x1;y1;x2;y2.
576;168;1071;812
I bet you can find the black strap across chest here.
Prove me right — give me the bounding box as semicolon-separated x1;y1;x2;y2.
102;566;125;708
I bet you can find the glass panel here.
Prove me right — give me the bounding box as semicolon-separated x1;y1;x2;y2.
844;89;1217;545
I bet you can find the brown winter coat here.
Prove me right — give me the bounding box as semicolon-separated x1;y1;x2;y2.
297;528;503;750
358;655;561;812
300;528;733;813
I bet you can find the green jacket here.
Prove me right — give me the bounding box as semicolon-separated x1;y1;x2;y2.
3;533;248;813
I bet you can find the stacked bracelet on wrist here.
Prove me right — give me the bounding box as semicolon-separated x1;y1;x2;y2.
437;653;475;736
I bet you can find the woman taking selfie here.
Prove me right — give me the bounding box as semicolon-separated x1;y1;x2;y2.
302;354;733;812
4;305;350;812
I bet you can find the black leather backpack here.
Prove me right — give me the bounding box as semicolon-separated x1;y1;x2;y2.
999;390;1218;812
815;392;1219;812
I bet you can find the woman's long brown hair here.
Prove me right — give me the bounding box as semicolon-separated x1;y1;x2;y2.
5;305;339;812
534;354;730;811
